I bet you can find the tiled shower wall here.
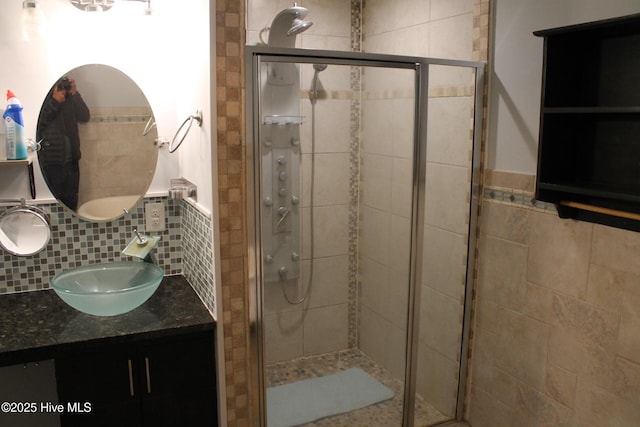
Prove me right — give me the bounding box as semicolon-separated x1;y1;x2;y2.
363;0;477;418
220;0;491;425
469;170;640;426
77;107;156;205
0;198;215;316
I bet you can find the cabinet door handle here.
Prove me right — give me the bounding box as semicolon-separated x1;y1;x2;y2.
145;356;152;394
128;359;135;397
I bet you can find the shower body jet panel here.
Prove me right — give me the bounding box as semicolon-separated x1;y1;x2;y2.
260;62;302;282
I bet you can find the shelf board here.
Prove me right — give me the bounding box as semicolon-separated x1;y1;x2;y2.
543;106;640;114
0;153;34;166
537;182;640;204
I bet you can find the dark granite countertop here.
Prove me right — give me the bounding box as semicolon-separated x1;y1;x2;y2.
0;275;214;366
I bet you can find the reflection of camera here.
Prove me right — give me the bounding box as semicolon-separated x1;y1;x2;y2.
57;77;72;92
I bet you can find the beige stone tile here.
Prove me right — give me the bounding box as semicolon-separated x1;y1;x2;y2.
416;343;459;417
301;152;350;207
427;96;474;167
360;257;390;319
422;225;467;300
359;205;390;265
391;98;415;160
548;326;614;390
359;305;387;367
391;157;413;218
495;308;549;390
477;234;527;311
362;99;394;156
474;296;499;333
468;385;518;427
302;303;348;356
484;170;535;192
301;204;349;258
571;379;640;427
393;22;431;58
619;281;640;364
479;200;530;244
586;263;627;312
611;356;640;405
469;324;497;391
425;162;470;235
389;215;412;278
264;310;303;364
361;153;393;212
419;286;463;361
523;281;553;323
527;212;592;299
592;224;640;276
431;0;473;20
546;363;577;408
302;255;349;310
493;369;572;427
550;293;618;349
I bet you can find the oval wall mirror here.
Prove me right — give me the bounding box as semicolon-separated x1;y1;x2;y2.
0;205;51;256
36;64;158;222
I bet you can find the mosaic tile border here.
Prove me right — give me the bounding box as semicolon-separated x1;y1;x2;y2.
348;0;363;349
0;196;183;295
482;186;557;213
182;199;216;316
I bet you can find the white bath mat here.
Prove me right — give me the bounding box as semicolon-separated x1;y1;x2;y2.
267;367;394;427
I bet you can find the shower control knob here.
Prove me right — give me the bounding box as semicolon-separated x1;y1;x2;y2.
291;252;300;261
263;139;272;147
290;138;300;146
279;171;288;181
264;196;273;206
277;155;287;165
265;255;273;264
291;196;300;205
279;188;288;197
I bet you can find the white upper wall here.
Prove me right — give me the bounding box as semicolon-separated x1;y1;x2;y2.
489;0;640;174
0;0;213;213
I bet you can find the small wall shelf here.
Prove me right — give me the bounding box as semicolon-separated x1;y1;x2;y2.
0;154;36;199
263;115;304;125
534;13;640;232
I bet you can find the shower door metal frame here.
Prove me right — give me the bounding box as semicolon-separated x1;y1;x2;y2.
245;45;485;427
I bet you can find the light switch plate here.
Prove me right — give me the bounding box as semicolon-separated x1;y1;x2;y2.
145;202;165;232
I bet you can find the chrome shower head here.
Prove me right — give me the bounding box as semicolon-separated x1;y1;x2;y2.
313;64;328;72
288;18;313;36
267;4;313;47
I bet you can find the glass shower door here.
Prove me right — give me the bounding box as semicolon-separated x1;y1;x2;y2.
253;55;418;427
247;47;484;427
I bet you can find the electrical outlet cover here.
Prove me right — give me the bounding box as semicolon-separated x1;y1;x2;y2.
145;202;166;232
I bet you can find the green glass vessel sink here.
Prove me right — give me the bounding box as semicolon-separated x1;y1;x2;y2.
51;262;164;316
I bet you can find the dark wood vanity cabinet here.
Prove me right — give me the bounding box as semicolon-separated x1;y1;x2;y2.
534;13;640;231
55;331;217;427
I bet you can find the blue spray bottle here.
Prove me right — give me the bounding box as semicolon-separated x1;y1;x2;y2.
3;90;28;160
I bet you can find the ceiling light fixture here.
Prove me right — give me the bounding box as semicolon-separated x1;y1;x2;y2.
69;0;152;14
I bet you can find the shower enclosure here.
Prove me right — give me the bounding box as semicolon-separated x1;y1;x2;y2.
247;46;484;426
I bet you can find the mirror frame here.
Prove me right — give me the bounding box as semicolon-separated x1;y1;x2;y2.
0;204;51;256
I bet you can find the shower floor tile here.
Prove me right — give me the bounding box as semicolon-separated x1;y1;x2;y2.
266;349;450;427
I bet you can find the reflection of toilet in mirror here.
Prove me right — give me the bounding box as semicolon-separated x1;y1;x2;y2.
76;195;141;222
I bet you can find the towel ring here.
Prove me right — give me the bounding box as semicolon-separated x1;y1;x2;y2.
169;110;203;153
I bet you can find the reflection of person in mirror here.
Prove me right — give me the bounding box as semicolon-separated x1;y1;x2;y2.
37;77;90;211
